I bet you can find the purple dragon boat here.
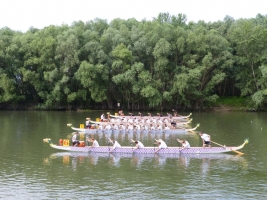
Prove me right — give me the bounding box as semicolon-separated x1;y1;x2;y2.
43;138;249;154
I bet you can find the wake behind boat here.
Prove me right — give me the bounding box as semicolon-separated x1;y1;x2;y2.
43;138;249;154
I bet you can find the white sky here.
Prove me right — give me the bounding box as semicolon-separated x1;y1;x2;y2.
1;0;266;32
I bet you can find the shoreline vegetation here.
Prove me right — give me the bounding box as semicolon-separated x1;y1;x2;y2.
0;97;260;112
1;13;267;111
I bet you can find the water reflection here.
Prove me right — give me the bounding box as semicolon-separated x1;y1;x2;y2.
46;152;247;173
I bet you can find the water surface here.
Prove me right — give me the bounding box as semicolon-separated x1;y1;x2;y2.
0;111;266;199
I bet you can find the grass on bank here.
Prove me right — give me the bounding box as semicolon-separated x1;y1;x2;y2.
210;96;256;111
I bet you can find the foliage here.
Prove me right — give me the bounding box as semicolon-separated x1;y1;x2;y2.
1;14;267;110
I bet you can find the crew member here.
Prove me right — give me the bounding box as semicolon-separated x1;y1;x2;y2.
154;139;167;153
100;113;105;122
72;132;80;146
87;138;99;147
108;138;121;152
131;139;144;150
177;139;190;149
199;132;211;148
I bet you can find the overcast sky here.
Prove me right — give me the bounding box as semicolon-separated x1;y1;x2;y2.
1;0;266;32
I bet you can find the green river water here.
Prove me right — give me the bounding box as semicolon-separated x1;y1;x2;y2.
0;110;266;199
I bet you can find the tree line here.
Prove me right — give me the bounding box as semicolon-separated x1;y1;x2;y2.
0;13;267;111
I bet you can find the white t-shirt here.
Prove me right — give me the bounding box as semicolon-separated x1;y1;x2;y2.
72;134;78;142
159;141;167;149
113;141;121;149
201;134;210;141
182;141;190;148
164;126;170;130
92;140;99;147
136;141;144;148
105;124;111;130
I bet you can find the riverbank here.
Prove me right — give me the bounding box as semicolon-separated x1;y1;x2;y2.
0;97;259;112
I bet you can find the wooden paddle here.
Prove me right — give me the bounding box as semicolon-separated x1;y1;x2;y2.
210;140;244;155
210;140;226;148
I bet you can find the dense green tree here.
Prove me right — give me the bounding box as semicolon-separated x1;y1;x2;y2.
1;13;267;110
229;19;267;96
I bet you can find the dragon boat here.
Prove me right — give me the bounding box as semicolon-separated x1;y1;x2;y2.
48;151;246;161
43;138;249;154
89;118;193;127
108;112;192;121
67;123;200;134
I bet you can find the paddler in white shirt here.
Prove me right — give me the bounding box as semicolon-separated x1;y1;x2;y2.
131;139;144;150
100;113;105;121
87;138;100;147
177;139;190;149
135;124;141;130
122;117;127;122
157;124;162;130
108;138;121;152
72;132;80;146
113;124;119;130
120;124;126;130
199;132;211;148
164;118;169;123
164;124;170;130
150;124;155;130
97;124;103;130
154;139;167;153
141;118;145;123
128;124;134;130
105;123;111;130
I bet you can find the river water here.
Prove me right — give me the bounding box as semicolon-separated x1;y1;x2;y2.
0;111;266;199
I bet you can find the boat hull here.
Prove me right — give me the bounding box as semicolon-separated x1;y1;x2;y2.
49;151;243;160
69;124;199;134
47;144;244;154
109;114;191;121
89;119;192;126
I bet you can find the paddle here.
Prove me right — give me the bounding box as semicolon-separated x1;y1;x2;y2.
210;140;226;148
210;140;244;155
